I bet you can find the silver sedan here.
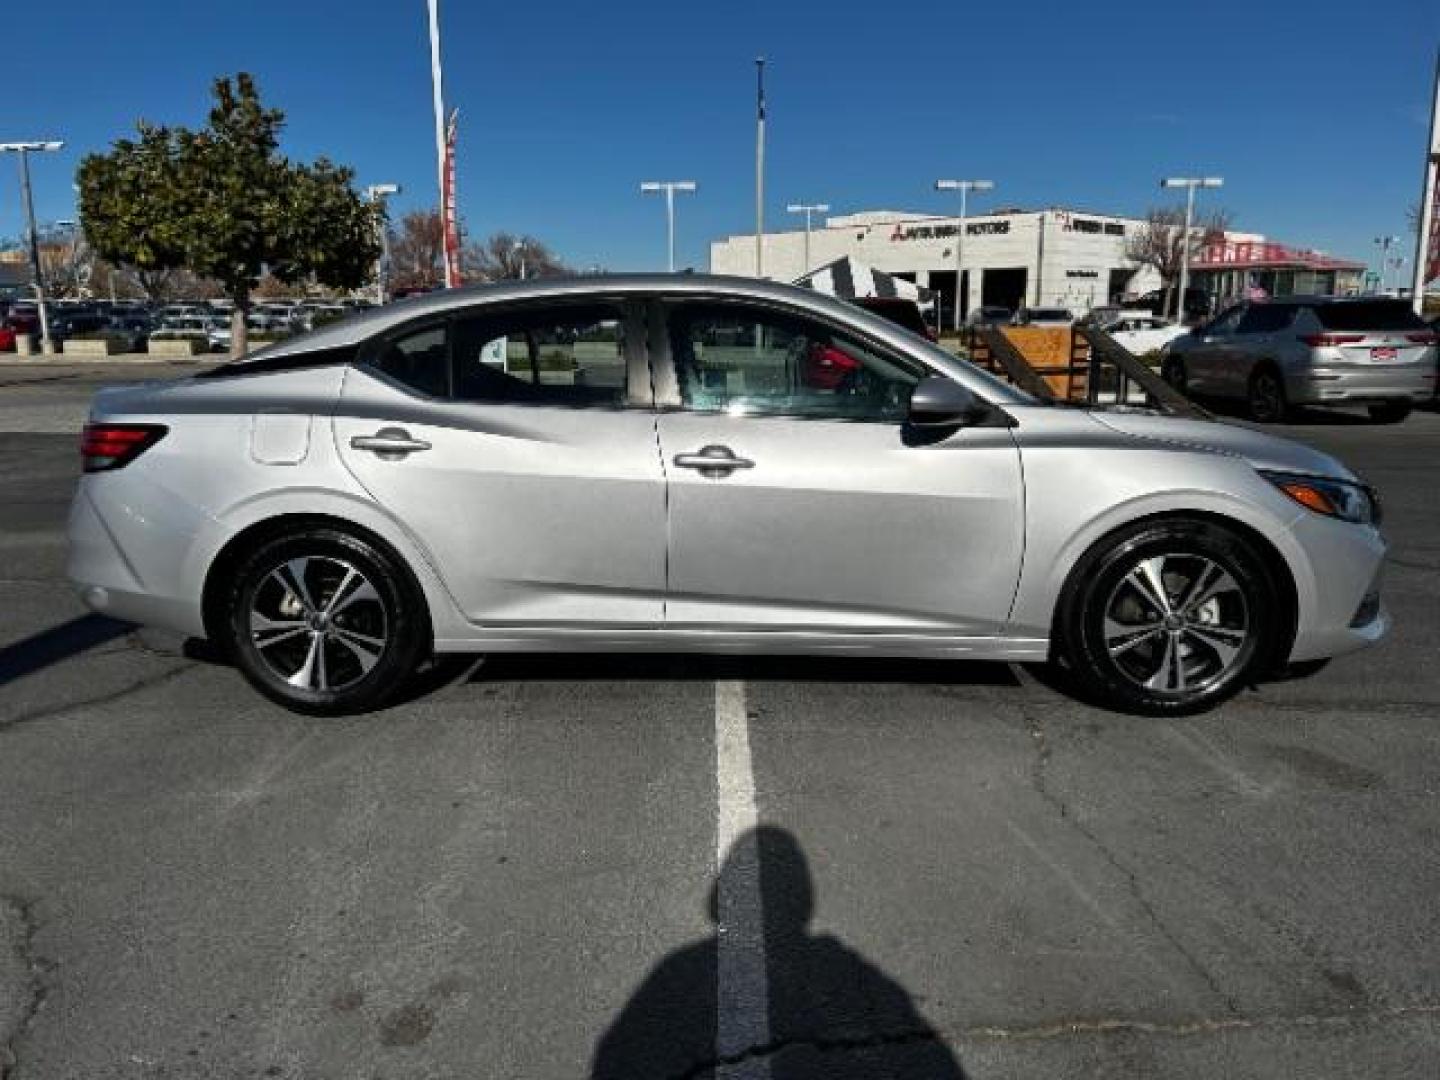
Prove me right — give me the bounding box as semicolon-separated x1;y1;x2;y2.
67;275;1388;715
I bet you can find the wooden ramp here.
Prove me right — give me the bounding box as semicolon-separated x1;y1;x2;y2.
966;325;1206;419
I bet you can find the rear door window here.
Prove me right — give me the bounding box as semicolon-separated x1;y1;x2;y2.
1235;305;1295;334
1312;301;1426;332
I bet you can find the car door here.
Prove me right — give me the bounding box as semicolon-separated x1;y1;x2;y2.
1183;304;1244;393
1221;303;1296;398
333;297;667;627
651;297;1024;635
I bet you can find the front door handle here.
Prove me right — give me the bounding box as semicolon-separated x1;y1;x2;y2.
673;445;755;477
350;427;432;458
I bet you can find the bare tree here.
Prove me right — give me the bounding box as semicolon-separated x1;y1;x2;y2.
465;232;569;282
1125;206;1231;318
387;209;445;290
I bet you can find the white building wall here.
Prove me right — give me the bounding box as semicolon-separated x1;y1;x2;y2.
710;208;1163;315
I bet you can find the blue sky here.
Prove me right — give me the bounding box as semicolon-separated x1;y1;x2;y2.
3;0;1437;276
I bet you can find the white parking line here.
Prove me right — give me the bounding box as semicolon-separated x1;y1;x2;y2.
714;679;772;1077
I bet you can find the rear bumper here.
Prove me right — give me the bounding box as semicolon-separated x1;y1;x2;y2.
1288;364;1436;406
66;483;207;638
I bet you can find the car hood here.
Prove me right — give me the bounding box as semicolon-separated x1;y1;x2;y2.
1087;411;1359;483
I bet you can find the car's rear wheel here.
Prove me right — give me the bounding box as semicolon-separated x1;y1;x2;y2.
1367;400;1412;424
1054;519;1282;715
1247;367;1289;423
224;528;429;715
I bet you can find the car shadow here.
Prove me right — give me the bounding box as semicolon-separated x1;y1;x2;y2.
1197;398;1383;427
591;825;968;1079
461;653;1022;688
0;613;135;688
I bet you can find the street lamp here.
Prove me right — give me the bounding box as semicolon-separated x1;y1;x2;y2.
0;140;65;354
640;181;697;272
934;178;993;332
786;203;830;275
511;238;528;281
1374;235;1400;293
365;183;400;304
1161;176;1224;322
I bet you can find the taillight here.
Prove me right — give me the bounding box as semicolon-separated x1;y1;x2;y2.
1405;332;1438;345
1300;333;1364;347
80;423;167;472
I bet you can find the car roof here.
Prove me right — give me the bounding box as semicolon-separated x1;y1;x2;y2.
232;273;1035;405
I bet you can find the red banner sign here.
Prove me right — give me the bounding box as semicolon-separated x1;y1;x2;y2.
442;109;462;287
1192;239;1363;272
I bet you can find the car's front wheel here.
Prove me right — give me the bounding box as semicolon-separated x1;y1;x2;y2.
1160;355;1188;395
1054;519;1283;715
224;527;429;715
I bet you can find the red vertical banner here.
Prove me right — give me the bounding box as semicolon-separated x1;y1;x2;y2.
1426;181;1440;285
442;108;462;287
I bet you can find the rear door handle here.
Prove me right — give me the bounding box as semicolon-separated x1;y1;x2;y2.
350;427;432;457
673;445;755;476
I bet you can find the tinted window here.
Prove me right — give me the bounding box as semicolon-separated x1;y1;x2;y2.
372;323;449;398
451;302;628;407
1313;301;1426;332
1235;304;1295;334
1208;306;1245;334
669;303;925;421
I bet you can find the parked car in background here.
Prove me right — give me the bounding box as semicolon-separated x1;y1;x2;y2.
69;274;1388;717
1133;288;1212;323
967;306;1012;327
850;296;936;341
1093;311;1190;354
150;318;216;349
107;314;154;352
1013;307;1074;327
1160;296;1438;423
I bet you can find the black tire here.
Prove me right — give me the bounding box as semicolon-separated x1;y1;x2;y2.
223;527;430;716
1367;400;1412;424
1052;519;1283;716
1161;356;1188;395
1247;367;1288;423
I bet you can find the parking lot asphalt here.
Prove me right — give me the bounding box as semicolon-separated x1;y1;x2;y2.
1;363;1438;1078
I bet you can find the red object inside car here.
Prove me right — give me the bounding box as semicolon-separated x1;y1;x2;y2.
802;343;860;390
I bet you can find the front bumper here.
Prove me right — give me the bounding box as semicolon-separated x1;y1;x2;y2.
1286;510;1389;663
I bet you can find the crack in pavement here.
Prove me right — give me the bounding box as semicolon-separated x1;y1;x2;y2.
1022;710;1241;1016
0;664;194;735
0;895;52;1080
664;1026;948;1079
959;1001;1440;1043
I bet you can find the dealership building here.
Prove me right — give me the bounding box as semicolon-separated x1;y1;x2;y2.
710;207;1361;322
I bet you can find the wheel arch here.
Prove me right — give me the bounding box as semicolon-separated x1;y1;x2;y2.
201;512;436;652
1051;509;1300;675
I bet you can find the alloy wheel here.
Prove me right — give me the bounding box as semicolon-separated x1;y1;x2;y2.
1102;553;1250;695
248;556;389;693
1250;372;1284;422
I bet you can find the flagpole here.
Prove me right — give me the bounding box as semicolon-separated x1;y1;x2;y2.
755;56;766;279
426;0;454;288
1411;46;1439;314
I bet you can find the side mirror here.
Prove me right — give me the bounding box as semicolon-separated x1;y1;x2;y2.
908;376;992;428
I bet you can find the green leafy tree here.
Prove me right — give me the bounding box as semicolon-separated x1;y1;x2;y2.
76;124;191;300
78;73;379;355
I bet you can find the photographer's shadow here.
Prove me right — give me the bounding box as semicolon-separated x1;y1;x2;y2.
593;826;966;1079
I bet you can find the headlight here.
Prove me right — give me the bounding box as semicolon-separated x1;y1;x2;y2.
1262;471;1381;526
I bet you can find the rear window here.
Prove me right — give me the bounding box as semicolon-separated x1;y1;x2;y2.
1313;301;1426;332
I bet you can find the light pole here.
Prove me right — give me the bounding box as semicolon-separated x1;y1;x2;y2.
1161;176;1223;322
755;57;766;278
365;183;400;304
786;203;830;275
1;140;64;353
425;0;454;288
640;181;697;272
1374;235;1400;293
933;178;993;332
